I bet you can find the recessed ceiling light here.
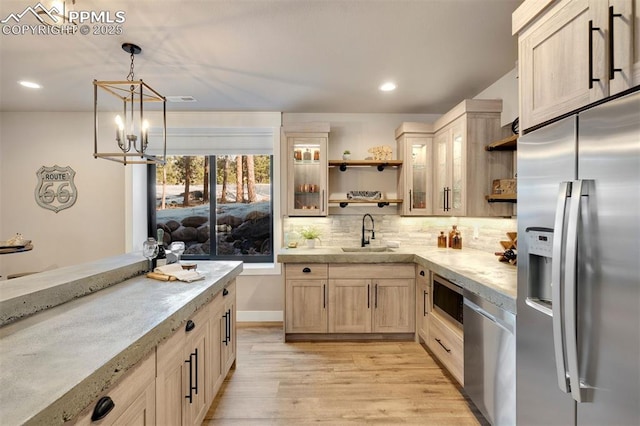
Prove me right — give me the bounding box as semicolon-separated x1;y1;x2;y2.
379;82;397;92
19;81;42;89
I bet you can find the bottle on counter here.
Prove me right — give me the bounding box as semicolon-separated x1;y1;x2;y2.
156;228;167;267
437;231;447;248
448;225;458;248
452;231;462;250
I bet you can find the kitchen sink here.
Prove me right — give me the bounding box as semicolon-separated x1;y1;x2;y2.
341;247;395;252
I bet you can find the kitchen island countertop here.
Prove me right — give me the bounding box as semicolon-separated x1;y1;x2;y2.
0;255;242;426
277;245;516;313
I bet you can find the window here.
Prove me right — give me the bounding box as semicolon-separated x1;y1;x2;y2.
149;154;273;263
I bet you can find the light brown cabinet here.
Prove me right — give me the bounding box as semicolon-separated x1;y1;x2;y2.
156;303;210;426
416;266;430;344
75;352;156;426
282;123;329;216
432;99;513;217
396;122;434;215
284;263;415;338
284;264;328;333
328;264;415;334
514;0;640;131
428;311;464;385
156;281;236;426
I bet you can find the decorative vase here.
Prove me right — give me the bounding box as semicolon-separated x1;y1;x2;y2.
342;154;351;160
305;239;316;248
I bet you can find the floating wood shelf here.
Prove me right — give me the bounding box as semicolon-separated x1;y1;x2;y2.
485;134;518;151
329;160;403;171
485;194;517;203
329;199;403;208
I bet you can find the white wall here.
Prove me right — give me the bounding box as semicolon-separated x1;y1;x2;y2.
474;67;518;127
0;112;126;278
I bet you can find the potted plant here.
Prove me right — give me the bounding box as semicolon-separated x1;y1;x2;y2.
342;150;351;160
300;226;321;248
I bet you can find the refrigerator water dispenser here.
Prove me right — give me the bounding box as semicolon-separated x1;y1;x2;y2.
525;227;554;316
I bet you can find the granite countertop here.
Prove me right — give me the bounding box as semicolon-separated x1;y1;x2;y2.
0;257;242;426
277;245;517;313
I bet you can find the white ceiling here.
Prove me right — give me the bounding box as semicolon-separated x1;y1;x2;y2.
0;0;520;114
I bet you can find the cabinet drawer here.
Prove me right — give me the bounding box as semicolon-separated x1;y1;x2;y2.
428;312;464;385
285;263;328;279
75;351;156;425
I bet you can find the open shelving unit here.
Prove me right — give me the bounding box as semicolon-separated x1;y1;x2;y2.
485;133;517;203
328;159;403;208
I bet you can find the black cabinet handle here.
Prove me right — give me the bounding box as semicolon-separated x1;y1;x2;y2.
223;288;229;296
91;396;115;421
419;270;425;276
302;267;311;273
185;355;193;403
589;20;601;89
423;290;428;316
185;320;195;332
222;312;229;344
374;283;378;309
323;284;326;309
409;189;412;212
193;348;199;395
367;284;370;309
435;338;451;353
226;309;232;345
609;6;623;79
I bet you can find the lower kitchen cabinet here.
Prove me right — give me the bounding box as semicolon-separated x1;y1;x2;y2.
156;302;210;426
416;266;430;344
220;280;237;374
284;263;415;339
329;264;414;334
75;351;156;425
285;264;328;333
428;311;464;385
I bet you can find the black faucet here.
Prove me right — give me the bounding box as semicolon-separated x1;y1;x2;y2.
361;214;375;247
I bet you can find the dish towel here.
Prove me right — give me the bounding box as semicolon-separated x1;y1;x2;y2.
154;264;205;282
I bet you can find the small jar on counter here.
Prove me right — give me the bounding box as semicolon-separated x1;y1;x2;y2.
448;225;458;248
437;231;447;248
452;231;462;250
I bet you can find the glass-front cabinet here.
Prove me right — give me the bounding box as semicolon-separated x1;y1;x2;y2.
283;123;329;216
396;122;434;216
434;119;466;216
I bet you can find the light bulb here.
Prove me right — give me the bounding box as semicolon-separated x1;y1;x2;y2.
115;115;124;131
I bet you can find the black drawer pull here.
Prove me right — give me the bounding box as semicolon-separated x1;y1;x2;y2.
185;320;195;332
435;338;451;353
419;270;425;276
91;396;115;421
302;267;311;273
223;288;229;296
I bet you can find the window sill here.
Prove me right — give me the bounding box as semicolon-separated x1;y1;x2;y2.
240;262;281;276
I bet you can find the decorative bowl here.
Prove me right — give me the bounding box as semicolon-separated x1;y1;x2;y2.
347;191;382;200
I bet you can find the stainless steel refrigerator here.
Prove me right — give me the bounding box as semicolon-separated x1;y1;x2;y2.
516;90;640;425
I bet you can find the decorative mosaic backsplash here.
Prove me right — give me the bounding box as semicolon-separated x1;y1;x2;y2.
283;215;517;254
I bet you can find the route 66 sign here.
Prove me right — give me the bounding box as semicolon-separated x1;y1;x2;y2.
35;165;78;213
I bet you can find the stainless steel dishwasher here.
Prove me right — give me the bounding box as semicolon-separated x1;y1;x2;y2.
463;289;515;426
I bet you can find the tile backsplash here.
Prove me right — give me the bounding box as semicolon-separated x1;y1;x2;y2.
283;215;517;254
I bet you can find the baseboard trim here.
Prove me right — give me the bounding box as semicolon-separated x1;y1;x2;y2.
237;310;283;322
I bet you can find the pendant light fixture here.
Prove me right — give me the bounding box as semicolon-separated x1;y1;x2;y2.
93;43;166;165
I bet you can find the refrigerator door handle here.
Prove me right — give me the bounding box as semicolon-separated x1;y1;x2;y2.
565;179;591;403
552;181;571;394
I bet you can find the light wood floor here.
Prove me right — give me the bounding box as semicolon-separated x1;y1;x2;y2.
204;323;488;425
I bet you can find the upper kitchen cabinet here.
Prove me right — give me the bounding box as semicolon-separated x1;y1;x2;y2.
432;99;513;217
514;0;640;131
282;123;329;216
396;122;435;215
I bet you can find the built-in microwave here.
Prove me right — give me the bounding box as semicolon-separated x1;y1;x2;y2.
432;274;463;328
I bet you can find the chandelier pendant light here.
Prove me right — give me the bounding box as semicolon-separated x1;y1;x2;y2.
93;43;166;165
